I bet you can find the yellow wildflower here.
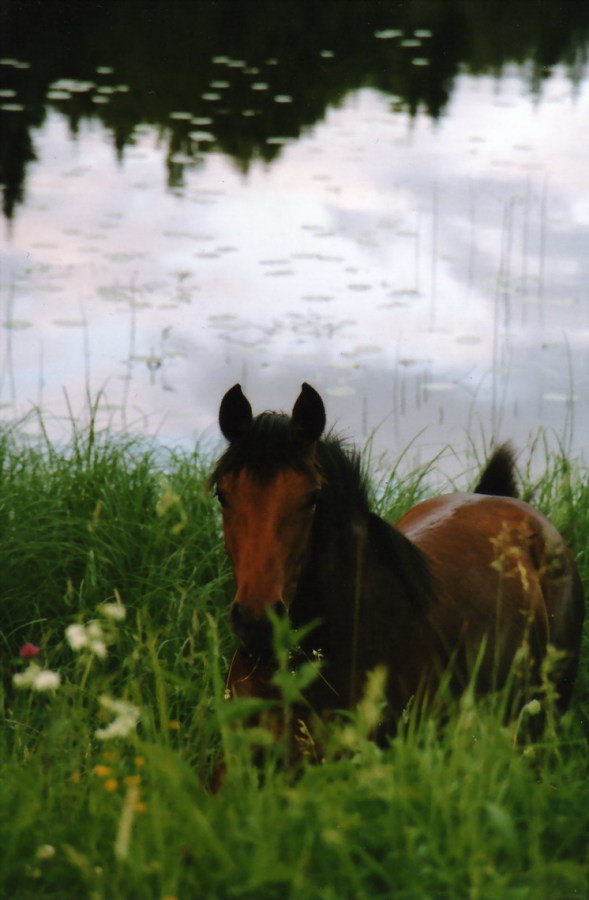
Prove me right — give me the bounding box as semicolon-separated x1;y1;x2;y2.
124;774;141;787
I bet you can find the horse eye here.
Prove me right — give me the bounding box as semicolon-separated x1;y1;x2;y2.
215;488;229;509
305;489;321;509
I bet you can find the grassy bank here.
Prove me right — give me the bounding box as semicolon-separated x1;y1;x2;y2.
0;422;587;899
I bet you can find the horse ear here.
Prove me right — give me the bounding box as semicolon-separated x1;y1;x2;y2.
219;384;253;443
291;382;326;443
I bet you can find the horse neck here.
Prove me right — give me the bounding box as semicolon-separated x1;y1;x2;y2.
291;457;431;671
290;490;367;655
292;436;384;621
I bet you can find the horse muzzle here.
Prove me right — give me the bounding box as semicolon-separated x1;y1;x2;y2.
230;601;286;659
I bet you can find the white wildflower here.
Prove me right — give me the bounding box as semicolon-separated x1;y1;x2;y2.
32;670;61;691
95;695;140;741
65;623;88;651
13;662;42;688
35;844;56;861
13;662;61;692
99;602;126;621
65;620;107;658
522;698;542;717
85;621;107;658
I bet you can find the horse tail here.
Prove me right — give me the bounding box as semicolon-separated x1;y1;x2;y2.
473;443;518;497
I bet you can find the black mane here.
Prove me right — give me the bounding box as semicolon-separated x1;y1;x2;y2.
315;434;371;519
309;436;433;615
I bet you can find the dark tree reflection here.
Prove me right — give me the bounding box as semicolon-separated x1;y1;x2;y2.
1;0;587;220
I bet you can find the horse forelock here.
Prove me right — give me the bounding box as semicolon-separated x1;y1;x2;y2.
210;412;320;485
210;412;371;512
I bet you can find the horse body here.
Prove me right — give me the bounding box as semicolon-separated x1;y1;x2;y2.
212;383;584;754
398;493;583;709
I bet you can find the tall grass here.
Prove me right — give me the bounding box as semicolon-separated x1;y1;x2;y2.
0;421;587;899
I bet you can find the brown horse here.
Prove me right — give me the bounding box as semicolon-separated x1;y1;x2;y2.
211;383;584;753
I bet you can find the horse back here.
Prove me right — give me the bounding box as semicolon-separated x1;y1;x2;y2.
396;493;584;704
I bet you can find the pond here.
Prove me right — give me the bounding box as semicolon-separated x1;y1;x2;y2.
1;0;588;479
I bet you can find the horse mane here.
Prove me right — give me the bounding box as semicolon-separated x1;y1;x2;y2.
314;438;432;612
315;434;371;519
367;513;433;612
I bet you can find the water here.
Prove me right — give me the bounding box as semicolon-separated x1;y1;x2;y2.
1;1;588;478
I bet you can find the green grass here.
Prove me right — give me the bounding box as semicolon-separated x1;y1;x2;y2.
0;420;587;899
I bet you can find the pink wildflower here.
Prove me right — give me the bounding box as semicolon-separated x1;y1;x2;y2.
19;643;40;659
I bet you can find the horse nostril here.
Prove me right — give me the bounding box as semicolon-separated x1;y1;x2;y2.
230;601;286;629
269;600;287;619
230;603;255;631
230;601;285;658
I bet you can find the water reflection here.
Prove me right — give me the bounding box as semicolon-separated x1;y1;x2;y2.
2;0;588;219
1;1;588;477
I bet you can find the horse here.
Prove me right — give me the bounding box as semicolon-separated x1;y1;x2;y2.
210;382;585;761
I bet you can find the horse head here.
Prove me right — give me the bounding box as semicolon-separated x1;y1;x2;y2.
212;383;326;657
